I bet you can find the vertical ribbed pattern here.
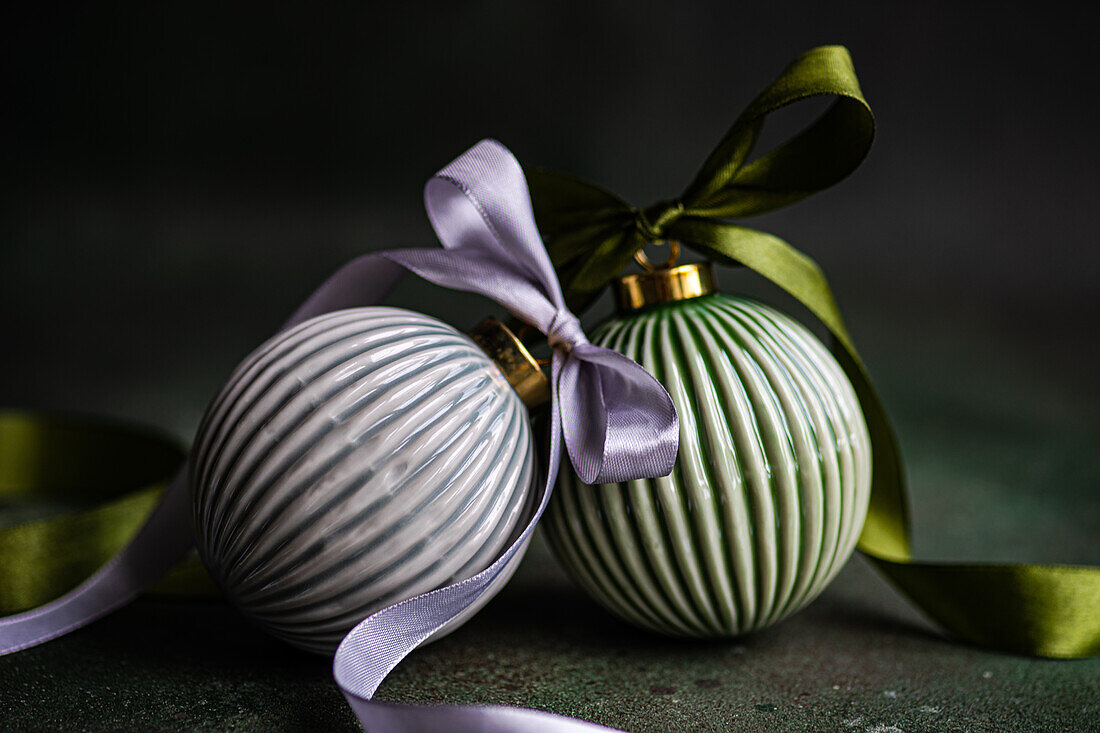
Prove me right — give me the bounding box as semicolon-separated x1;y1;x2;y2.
545;294;871;637
190;307;536;654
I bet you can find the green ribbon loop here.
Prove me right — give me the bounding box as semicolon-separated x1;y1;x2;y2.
529;45;874;309
0;410;216;613
526;45;1100;659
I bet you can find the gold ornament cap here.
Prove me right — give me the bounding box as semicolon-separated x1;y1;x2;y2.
614;242;716;312
468;317;550;408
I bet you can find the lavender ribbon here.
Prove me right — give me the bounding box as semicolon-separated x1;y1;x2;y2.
0;140;678;731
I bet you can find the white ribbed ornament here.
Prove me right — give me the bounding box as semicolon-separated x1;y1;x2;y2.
190;307;537;654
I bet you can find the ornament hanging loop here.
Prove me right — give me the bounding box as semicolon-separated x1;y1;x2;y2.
634;240;681;272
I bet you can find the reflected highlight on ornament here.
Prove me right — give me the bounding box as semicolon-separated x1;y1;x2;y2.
190;307;541;654
546;263;872;637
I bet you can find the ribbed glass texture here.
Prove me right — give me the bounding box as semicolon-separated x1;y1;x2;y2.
191;307;536;654
545;294;871;637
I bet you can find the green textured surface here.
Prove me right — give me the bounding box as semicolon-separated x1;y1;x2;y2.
0;536;1097;732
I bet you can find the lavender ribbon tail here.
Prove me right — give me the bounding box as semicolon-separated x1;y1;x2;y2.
331;140;677;730
0;139;678;732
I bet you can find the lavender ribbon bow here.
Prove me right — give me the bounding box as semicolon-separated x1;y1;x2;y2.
0;140;678;731
290;139;679;487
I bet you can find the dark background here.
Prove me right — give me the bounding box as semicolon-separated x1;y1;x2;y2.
2;2;1096;389
2;1;1098;557
2;3;1099;730
2;3;1097;407
4;1;1099;560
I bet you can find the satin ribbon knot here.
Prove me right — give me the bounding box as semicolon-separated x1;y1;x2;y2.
546;309;587;351
633;199;685;241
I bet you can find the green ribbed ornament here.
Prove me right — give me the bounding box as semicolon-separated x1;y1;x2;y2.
544;261;872;637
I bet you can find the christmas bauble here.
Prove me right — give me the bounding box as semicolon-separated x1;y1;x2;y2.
190;307;538;654
544;263;872;638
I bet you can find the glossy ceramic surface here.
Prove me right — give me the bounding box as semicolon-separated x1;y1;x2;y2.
190;307;536;654
545;293;872;637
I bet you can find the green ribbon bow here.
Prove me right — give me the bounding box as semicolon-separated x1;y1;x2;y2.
526;45;1100;659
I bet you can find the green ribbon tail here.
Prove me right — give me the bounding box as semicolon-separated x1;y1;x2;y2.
0;410;218;613
672;218;1100;659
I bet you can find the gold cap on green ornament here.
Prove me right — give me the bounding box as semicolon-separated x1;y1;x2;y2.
615;241;716;312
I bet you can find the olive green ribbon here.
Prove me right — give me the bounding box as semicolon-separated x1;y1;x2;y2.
526;45;1100;659
0;410;216;614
